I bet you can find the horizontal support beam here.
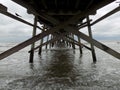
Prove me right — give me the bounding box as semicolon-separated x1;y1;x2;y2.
91;6;120;26
65;27;120;59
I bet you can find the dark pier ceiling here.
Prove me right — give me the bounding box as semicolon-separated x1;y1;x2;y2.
12;0;115;26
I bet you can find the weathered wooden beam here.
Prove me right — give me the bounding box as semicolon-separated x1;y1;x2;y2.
0;9;43;31
51;35;55;47
78;36;83;54
29;16;37;63
68;33;72;47
71;34;76;49
78;24;88;29
91;6;120;26
38;38;43;55
0;4;7;12
49;35;53;48
46;35;49;49
38;25;47;55
0;27;57;60
65;27;120;59
87;16;97;62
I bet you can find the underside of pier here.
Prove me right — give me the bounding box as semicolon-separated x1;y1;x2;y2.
0;0;120;63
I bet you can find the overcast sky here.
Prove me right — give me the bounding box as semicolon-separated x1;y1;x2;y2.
0;0;120;43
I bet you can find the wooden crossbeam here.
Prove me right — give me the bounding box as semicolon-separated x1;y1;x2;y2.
0;20;69;60
78;24;88;29
87;16;97;62
91;6;120;26
46;35;49;49
0;4;7;11
65;27;120;59
0;28;56;60
29;16;37;63
78;36;83;54
0;9;43;31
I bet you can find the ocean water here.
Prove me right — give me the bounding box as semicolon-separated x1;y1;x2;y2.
0;41;120;90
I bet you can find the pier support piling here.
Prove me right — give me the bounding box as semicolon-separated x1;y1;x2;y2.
29;16;37;63
46;35;49;49
87;16;97;63
38;38;43;55
78;36;83;55
38;27;44;55
71;34;76;49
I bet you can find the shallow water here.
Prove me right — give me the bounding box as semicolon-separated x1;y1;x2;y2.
0;41;120;90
